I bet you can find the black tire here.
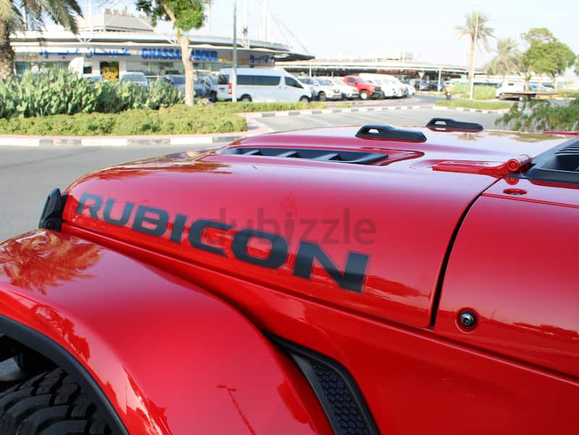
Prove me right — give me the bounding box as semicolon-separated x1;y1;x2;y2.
0;368;118;435
210;91;217;102
360;90;369;100
299;96;310;103
240;95;252;103
318;91;326;101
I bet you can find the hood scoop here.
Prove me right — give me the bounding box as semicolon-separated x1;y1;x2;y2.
219;147;387;165
524;138;579;184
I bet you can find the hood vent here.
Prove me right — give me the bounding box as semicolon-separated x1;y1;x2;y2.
524;138;579;184
220;147;387;165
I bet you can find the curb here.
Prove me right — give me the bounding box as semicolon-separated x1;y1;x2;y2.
0;118;270;148
0;134;245;148
431;106;510;114
244;105;424;118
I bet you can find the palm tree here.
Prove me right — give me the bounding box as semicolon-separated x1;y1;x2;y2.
485;37;522;80
456;11;495;99
0;0;82;80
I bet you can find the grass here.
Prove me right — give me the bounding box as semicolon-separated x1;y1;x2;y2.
435;100;512;111
450;84;497;100
557;89;579;99
0;102;327;136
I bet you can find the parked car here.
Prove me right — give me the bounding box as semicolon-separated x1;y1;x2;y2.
1;119;577;434
297;77;319;99
162;74;186;94
120;72;149;88
328;77;360;100
315;78;345;101
195;76;213;99
402;80;417;96
216;68;311;103
208;75;219;102
343;75;383;100
83;74;104;84
360;73;406;98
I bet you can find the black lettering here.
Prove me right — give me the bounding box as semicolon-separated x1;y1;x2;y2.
170;214;188;243
189;219;232;256
232;229;288;269
76;193;103;220
103;198;134;227
293;242;369;293
132;206;168;237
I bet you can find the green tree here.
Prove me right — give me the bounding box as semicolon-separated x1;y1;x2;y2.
485;37;522;79
521;28;576;90
137;0;209;106
575;58;579;76
456;11;495;99
0;0;81;80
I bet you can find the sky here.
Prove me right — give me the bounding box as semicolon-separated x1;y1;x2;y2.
81;0;579;67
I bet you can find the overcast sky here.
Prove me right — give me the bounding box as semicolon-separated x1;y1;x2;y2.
83;0;579;66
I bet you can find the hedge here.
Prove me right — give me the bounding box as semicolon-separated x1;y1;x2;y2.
0;105;247;136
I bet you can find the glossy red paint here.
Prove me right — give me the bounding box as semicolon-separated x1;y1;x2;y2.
0;231;332;435
63;129;564;330
1;126;578;434
435;177;579;378
63;224;579;435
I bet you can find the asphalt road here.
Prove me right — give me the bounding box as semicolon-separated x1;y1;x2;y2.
257;107;503;132
0;103;504;241
0;145;199;241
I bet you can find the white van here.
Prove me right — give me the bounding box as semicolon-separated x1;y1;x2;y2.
216;68;311;103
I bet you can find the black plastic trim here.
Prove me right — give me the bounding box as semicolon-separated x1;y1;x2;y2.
356;124;427;142
0;316;130;435
221;147;387;165
270;335;379;435
38;188;68;231
425;118;484;132
520;137;579;185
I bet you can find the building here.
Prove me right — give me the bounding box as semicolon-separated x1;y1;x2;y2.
278;58;480;83
10;9;313;79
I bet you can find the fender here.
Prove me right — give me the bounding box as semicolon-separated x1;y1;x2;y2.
0;230;332;435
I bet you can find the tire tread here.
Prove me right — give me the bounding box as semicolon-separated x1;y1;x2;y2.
0;369;115;435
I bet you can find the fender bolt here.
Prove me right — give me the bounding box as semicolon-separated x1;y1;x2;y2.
459;311;477;329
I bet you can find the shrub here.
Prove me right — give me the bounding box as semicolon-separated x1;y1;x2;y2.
0;70;184;119
0;105;247;136
496;99;579;132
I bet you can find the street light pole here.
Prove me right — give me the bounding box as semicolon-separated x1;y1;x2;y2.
232;0;238;103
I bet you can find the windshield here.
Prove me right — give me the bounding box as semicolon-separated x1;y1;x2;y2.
171;76;186;85
318;79;333;86
357;77;369;84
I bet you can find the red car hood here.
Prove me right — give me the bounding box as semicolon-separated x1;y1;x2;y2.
62;128;567;329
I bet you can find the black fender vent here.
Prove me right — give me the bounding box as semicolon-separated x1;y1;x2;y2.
523;138;579;184
271;336;379;435
220;147;387;165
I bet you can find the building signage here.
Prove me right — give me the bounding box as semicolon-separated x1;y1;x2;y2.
141;48;219;62
38;48;131;59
